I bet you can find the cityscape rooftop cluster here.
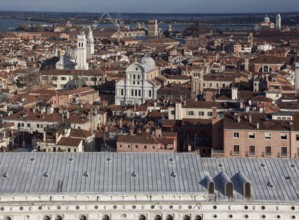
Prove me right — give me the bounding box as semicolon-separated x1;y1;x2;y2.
0;11;299;220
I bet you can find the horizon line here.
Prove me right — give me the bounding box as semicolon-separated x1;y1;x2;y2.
0;10;299;15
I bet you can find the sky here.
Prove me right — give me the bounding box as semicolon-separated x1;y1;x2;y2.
1;0;299;13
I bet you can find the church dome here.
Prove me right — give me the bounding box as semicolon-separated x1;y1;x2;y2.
140;56;156;72
65;46;77;60
264;15;270;23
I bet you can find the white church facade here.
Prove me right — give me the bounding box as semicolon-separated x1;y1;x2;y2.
0;153;299;220
56;26;94;71
115;57;160;105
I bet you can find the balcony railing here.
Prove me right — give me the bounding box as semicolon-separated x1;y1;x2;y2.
246;151;256;157
230;151;240;156
262;152;272;157
211;150;224;158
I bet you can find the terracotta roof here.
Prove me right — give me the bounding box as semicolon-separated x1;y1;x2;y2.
57;137;82;147
70;129;92;138
162;131;177;137
250;96;273;102
161;119;180;127
135;106;148;112
252;56;290;64
223;112;299;131
4;111;61;123
182;119;212;126
182;100;224;109
59;87;97;96
41;69;105;76
157;137;174;145
117;134;160;145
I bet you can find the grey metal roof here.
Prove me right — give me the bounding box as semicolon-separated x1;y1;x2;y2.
0;152;298;202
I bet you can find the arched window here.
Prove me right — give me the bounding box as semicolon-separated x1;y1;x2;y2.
79;215;87;220
183;215;191;220
43;216;50;220
139;215;146;220
154;215;162;220
103;215;110;220
4;217;12;220
195;216;202;220
208;181;215;194
166;215;173;220
244;182;251;199
55;216;62;220
225;181;234;198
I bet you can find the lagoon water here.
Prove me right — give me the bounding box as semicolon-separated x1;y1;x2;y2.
0;19;45;32
0;17;254;33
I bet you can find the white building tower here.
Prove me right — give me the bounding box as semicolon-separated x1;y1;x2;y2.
148;20;158;37
295;62;299;91
75;30;89;70
86;26;94;59
276;14;282;31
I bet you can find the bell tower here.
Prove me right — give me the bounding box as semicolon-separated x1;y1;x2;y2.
75;29;88;70
86;25;94;59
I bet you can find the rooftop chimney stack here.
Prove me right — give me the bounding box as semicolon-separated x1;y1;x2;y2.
231;87;238;100
295;63;299;91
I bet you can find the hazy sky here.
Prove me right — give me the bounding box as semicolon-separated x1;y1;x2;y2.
2;0;299;13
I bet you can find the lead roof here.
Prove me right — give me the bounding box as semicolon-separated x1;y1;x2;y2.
0;152;298;202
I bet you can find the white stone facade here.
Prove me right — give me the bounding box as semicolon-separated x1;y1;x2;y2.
0;195;298;220
115;57;160;105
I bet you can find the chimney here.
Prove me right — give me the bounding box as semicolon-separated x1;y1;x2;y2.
155;127;162;137
245;58;249;71
3;129;6;139
231;87;238;100
256;123;259;129
66;111;70;119
130;127;134;135
137;128;142;135
47;106;54;114
212;107;217;119
237;114;241;123
249;114;252;123
119;118;123;128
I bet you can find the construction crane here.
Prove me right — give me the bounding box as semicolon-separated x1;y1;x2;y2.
93;12;124;45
